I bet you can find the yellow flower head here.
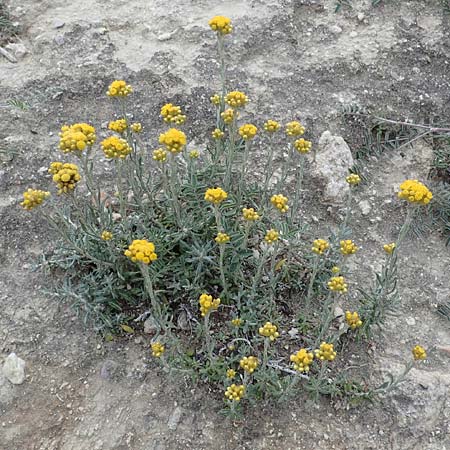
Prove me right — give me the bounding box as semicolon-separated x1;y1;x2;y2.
225;91;248;108
328;276;348;293
159;128;187;153
398;180;433;205
242;207;260;221
312;239;330;255
294;138;312;154
212;128;225;140
107;80;132;97
345;311;363;330
160;103;186;125
383;243;396;254
285;121;305;137
101;136;132;159
215;232;230;244
205;187;228;204
231;317;242;327
221;108;236;124
108;118;128;134
124;239;157;265
340;239;358;256
412;345;427;361
49;162;81;194
59;129;88;153
240;356;259;374
210;94;221;105
264;229;279;244
264;120;280;133
226;368;236;379
151;342;165;358
209;15;233;35
101;231;113;241
225;384;245;401
239;123;257;140
331;266;340;274
346;174;361;186
271;194;289;213
153;148;167;163
20;189;50;210
315;342;337;361
199;293;221;317
258;322;279;341
131;122;142;133
290;348;314;372
189;149;200;159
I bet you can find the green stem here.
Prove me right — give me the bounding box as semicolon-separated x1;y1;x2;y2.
217;34;226;103
263;135;275;201
305;254;320;310
204;313;214;358
239;140;250;194
251;247;269;298
140;263;164;333
219;244;227;297
168;154;181;226
290;155;305;222
278;141;294;190
263;338;270;367
315;292;335;346
115;160;127;224
241;222;250;250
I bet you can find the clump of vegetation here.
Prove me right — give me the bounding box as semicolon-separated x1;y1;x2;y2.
23;16;429;415
0;1;18;44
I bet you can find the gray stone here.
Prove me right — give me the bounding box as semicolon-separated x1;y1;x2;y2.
144;316;158;334
5;43;29;60
54;35;65;46
52;19;65;29
99;359;120;380
329;25;343;35
358;199;371;216
311;131;354;205
167;406;183;431
2;353;25;385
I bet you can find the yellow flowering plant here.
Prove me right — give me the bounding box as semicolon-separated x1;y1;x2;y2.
27;16;431;416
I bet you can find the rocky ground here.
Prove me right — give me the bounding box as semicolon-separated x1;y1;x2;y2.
1;1;449;449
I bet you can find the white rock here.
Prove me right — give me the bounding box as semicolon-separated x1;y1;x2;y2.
358;200;371;216
357;13;365;22
406;317;416;326
311;131;354;205
52;19;65;29
329;25;343;35
5;43;29;60
2;353;25;385
144;317;158;334
167;406;183;430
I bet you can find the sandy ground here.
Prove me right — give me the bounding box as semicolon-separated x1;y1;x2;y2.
1;1;450;449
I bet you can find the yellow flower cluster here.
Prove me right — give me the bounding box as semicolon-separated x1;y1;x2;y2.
225;91;248;108
107;80;132;97
412;345;426;360
345;311;363;330
240;356;259;374
124;239;158;264
231;317;242;327
346;174;361;186
101;231;113;241
332;266;340;274
312;239;329;255
328;276;348;293
265;229;279;244
59;123;96;154
340;239;358;256
315;342;337;361
108;118;128;134
49;162;81;194
215;232;230;244
101;136;132;159
383;243;396;254
264;120;280;133
153;148;167;163
189;150;199;159
258;322;279;341
221;108;236;124
199;293;221;316
271;194;289;213
285;121;305;137
131;122;142;133
239;124;257;140
209;15;233;35
226;369;236;379
212;128;225;139
290;348;314;372
20;189;50;210
204;187;228;204
294;138;312;154
398;180;433;205
151;342;165;357
242;207;260;221
225;384;245;401
159;128;187;153
160;103;186;125
210;94;221;105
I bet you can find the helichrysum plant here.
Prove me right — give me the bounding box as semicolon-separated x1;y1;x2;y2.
25;15;431;416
